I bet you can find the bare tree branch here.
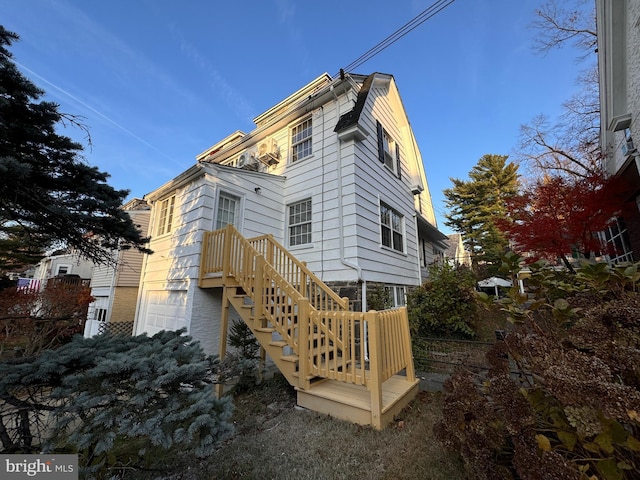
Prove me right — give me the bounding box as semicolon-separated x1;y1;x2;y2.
531;0;597;58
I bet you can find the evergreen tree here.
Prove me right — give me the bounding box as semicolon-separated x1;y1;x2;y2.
0;26;151;272
444;154;519;272
0;330;234;474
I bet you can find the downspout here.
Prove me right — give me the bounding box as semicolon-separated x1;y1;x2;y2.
331;81;369;361
330;84;364;297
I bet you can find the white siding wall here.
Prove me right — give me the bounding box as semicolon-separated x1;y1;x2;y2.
135;165;285;354
350;81;422;286
135;176;213;341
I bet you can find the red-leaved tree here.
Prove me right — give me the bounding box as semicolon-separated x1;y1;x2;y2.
498;173;629;271
0;281;93;358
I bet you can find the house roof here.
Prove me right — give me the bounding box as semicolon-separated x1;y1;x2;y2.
416;214;449;249
196;73;393;165
334;73;375;134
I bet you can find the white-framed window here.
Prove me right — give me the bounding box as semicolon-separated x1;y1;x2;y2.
291;117;312;162
156;195;176;236
376;120;401;178
55;264;71;276
379;285;407;308
601;217;634;263
95;308;108;322
288;198;312;246
216;193;240;230
382;130;395;171
380;201;404;253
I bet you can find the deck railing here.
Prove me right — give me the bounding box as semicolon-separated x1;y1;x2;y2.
200;224;415;391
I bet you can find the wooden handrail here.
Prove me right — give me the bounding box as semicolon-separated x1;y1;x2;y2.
249;234;349;311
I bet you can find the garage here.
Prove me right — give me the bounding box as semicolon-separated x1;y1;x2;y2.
138;290;188;336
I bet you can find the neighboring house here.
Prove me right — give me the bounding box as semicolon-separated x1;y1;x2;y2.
596;0;640;262
132;72;447;428
32;251;93;288
84;198;151;337
444;233;471;267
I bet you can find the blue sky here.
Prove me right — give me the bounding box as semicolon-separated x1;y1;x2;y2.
1;0;591;234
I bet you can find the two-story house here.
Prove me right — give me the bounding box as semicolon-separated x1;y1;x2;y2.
132;72;447;428
596;0;640;261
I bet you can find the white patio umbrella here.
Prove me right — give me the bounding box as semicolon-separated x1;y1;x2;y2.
478;277;512;298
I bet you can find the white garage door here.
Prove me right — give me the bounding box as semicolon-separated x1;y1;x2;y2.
139;290;187;336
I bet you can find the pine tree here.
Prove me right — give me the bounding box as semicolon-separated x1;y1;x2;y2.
444;154;519;273
0;26;151;272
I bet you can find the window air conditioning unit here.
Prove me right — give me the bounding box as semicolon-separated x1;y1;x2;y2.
238;150;259;171
411;184;424;195
256;137;280;166
622;138;637;156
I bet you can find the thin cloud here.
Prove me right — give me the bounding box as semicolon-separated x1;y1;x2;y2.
169;24;256;124
15;60;186;168
41;0;202;109
275;0;311;77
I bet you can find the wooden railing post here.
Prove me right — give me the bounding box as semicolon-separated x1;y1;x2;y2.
254;256;265;327
366;310;383;429
399;307;416;382
300;262;307;298
222;224;233;280
216;286;232;398
199;231;209;283
297;298;311;390
266;235;274;266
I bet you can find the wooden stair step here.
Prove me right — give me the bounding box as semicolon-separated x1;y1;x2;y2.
269;340;288;348
255;327;276;333
281;354;299;363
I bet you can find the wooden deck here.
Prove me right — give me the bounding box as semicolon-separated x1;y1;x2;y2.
296;375;419;428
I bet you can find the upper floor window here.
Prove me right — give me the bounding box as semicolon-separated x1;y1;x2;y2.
288;198;312;246
380;201;404;253
216;193;239;230
376;120;401;178
291;118;312;162
55;264;70;276
157;195;176;236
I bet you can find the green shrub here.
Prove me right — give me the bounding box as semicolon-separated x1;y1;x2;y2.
220;319;262;393
366;284;392;311
407;262;478;338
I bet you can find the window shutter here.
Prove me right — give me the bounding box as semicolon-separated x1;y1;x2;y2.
395;143;401;179
376;120;385;164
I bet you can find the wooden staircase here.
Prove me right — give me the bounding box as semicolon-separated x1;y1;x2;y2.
199;224;419;429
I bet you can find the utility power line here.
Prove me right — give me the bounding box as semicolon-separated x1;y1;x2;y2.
334;0;455;78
